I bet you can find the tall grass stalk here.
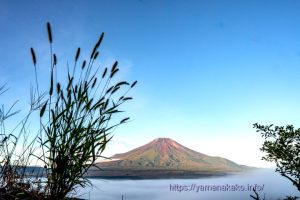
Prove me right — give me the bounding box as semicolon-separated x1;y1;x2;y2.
0;22;136;200
28;22;137;199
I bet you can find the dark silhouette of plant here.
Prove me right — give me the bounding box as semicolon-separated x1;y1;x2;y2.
253;123;300;191
252;123;300;200
284;196;299;200
29;22;136;199
0;85;41;199
250;188;265;200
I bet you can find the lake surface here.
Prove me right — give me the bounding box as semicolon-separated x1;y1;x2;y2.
77;169;299;200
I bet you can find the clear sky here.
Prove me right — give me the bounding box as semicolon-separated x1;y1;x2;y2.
1;0;300;167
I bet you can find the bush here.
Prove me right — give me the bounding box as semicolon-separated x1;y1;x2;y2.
0;22;137;200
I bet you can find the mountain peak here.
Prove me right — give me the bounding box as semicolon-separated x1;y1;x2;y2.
91;137;253;178
97;137;249;173
153;137;173;141
149;138;181;154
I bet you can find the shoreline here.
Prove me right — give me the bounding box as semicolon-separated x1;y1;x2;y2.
84;169;257;180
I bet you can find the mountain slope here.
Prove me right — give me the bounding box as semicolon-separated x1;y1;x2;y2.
92;138;250;175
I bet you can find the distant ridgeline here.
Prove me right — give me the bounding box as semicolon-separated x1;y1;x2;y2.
0;166;45;177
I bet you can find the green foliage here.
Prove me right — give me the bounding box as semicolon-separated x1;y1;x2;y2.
0;22;136;199
27;22;137;199
253;123;300;191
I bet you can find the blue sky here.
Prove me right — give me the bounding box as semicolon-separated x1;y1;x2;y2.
1;0;300;167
